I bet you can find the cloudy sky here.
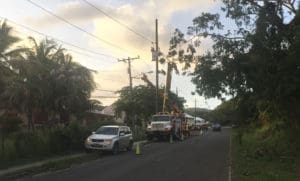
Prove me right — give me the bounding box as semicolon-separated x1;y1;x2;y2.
0;0;223;109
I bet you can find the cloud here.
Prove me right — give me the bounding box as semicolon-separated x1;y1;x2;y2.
23;0;219;107
87;0;218;106
25;0;218;61
25;1;104;27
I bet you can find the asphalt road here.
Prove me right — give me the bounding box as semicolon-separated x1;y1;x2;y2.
22;128;230;181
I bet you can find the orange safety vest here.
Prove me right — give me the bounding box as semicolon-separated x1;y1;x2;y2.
182;122;186;131
186;123;189;131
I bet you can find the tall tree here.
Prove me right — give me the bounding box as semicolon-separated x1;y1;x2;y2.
4;37;95;128
188;0;300;125
115;85;186;126
51;53;95;123
5;38;65;129
0;20;25;109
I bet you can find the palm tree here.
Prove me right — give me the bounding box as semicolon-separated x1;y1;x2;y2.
0;20;25;150
51;54;95;124
6;37;64;130
0;20;22;60
7;37;96;128
0;20;21;106
3;32;96;129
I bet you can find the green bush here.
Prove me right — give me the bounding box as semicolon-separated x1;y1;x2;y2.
0;120;148;166
0;122;90;165
131;126;146;141
233;125;300;161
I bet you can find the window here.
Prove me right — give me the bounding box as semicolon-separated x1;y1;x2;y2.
122;127;130;134
95;127;119;135
119;127;125;134
152;115;171;122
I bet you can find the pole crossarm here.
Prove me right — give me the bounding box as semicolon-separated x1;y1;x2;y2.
118;56;140;91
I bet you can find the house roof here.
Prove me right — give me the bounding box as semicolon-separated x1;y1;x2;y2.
195;117;205;121
101;105;115;116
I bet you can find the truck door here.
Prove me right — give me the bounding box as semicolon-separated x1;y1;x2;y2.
118;127;126;148
124;127;131;146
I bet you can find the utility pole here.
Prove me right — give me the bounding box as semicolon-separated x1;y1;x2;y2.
155;19;159;113
194;98;197;124
119;56;139;127
118;56;140;91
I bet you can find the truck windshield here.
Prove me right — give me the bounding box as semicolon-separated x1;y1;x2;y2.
95;127;119;135
152;115;170;122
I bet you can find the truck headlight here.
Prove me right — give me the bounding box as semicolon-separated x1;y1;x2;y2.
165;125;172;130
103;139;112;145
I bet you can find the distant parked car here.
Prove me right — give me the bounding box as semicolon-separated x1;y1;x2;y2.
212;123;222;131
85;125;133;154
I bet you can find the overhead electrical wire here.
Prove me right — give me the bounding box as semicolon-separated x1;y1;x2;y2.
94;89;118;93
26;0;133;55
91;96;119;99
0;16;118;61
26;0;156;73
3;22;130;86
22;1;156;83
81;0;156;70
67;48;114;61
81;0;154;43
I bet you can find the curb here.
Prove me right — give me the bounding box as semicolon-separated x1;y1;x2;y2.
0;140;147;177
228;132;232;181
133;140;148;147
0;153;85;177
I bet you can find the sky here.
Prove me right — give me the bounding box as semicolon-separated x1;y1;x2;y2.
0;0;223;109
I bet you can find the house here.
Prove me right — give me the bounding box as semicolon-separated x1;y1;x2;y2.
83;104;126;127
101;104;126;123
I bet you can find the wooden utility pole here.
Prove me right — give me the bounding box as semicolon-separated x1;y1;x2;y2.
155;19;159;113
118;56;140;91
194;98;197;124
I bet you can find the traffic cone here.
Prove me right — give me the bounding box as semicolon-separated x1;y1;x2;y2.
170;134;173;144
135;142;141;155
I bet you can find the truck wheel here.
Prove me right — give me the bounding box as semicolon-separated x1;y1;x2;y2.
112;142;119;155
147;135;153;141
85;148;92;153
127;140;133;151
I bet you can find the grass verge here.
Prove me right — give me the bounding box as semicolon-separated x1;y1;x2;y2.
0;140;147;180
231;129;300;181
0;152;102;180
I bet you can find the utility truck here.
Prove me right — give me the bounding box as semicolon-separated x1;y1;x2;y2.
146;112;191;141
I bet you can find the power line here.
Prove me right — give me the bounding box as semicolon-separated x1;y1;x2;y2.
91;96;119;99
26;0;132;55
10;28;116;67
0;16;118;60
1;18;132;85
81;0;153;43
67;48;115;61
96;70;124;72
94;89;118;93
118;56;140;91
